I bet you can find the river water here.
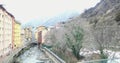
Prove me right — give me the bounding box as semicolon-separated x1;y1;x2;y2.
16;46;52;63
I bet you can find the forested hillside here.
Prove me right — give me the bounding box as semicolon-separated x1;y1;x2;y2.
44;0;120;62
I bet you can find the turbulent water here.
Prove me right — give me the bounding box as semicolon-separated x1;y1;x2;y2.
16;46;51;63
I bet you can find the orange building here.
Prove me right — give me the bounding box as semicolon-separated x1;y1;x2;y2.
12;16;15;49
35;26;48;44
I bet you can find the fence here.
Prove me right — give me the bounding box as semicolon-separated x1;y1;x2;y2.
77;58;120;63
42;47;66;63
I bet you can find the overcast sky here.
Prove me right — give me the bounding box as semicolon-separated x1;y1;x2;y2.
0;0;100;24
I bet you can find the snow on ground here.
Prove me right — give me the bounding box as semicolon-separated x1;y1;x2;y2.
80;48;120;63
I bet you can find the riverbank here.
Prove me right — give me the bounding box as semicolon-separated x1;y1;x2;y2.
11;43;37;63
0;46;24;63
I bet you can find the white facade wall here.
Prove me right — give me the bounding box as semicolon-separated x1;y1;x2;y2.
4;12;12;55
0;9;4;57
42;30;48;43
0;8;13;57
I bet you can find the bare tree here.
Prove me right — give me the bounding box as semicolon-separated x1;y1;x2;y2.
92;26;119;60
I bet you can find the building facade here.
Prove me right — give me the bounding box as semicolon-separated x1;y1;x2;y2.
35;26;48;44
0;5;14;57
24;27;32;42
13;21;21;48
21;29;25;46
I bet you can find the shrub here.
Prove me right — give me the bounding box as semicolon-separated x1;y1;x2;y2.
115;12;120;22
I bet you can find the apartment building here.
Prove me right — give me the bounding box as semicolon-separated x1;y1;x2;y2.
35;26;48;44
0;5;14;57
21;29;25;45
14;21;22;48
24;27;32;42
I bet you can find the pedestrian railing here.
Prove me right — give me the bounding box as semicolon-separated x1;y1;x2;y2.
77;58;120;63
42;47;66;63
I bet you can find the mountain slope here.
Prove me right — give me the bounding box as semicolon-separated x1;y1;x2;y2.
43;11;79;27
67;0;120;50
44;0;120;62
23;11;79;28
81;0;120;18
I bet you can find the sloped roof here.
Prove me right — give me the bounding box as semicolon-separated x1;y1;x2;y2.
0;4;15;18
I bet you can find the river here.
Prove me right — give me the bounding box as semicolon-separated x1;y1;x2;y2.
16;46;52;63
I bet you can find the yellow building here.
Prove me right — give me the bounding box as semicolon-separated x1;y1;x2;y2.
14;21;22;48
35;26;48;43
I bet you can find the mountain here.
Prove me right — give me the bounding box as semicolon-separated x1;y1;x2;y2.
67;0;120;49
44;0;120;62
43;11;79;27
81;0;120;18
22;11;79;28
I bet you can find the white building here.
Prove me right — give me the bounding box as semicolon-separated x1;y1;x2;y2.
0;5;14;57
